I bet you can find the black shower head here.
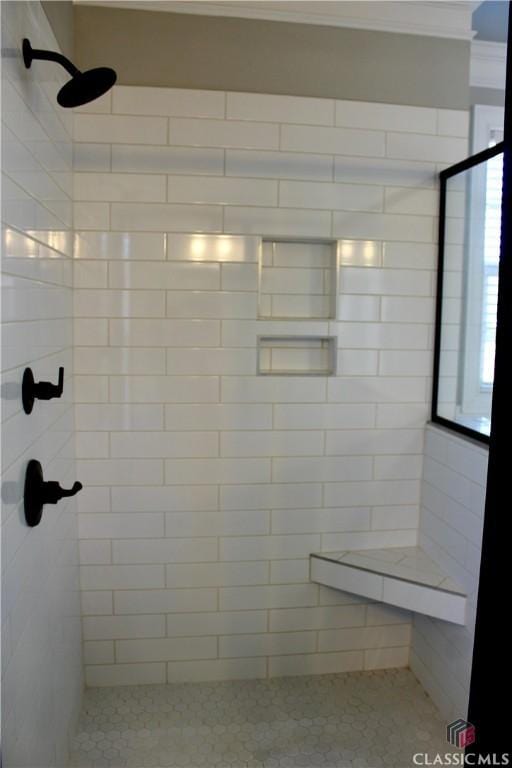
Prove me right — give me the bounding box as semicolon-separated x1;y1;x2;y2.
57;67;117;108
22;38;117;108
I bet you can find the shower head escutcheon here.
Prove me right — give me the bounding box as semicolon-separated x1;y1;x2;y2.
22;38;117;108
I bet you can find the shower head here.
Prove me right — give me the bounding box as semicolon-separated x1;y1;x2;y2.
22;38;117;108
56;67;117;108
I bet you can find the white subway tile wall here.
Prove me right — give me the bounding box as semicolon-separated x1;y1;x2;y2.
410;426;488;721
1;3;82;766
73;85;468;686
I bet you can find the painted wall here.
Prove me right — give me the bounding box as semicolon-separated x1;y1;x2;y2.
41;0;74;59
73;84;468;686
73;5;471;109
411;425;488;721
1;2;82;765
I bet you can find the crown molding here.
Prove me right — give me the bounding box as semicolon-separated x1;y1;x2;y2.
471;40;506;90
74;1;477;40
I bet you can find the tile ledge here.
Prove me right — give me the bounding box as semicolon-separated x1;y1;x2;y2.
310;545;467;626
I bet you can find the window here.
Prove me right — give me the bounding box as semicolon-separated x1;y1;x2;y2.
480;135;502;388
472;106;504;396
432;134;503;443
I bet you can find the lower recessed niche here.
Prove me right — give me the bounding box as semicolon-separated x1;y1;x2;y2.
257;336;336;376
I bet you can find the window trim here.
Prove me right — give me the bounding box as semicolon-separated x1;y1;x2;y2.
464;106;504;410
431;141;504;446
472;105;505;154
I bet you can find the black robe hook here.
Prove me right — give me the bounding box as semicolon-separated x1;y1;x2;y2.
24;460;83;527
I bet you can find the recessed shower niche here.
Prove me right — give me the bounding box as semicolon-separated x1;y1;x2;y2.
258;239;339;320
257;336;337;376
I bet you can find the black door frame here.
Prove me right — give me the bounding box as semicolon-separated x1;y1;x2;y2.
466;2;512;758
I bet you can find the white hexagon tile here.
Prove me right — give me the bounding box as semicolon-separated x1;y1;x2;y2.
69;669;457;767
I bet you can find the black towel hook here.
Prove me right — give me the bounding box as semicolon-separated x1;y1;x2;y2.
24;460;83;527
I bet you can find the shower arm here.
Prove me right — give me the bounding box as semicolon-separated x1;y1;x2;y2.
22;39;79;77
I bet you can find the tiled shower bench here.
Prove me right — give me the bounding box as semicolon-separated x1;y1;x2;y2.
310;546;467;625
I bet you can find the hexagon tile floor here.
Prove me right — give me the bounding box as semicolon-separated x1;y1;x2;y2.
69;668;459;768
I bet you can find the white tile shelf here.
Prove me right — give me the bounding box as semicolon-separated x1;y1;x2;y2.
257;336;337;376
310;546;467;625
